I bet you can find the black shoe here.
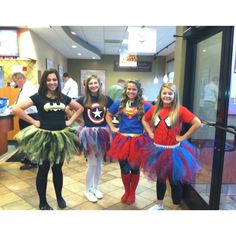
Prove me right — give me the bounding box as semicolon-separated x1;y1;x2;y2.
20;158;27;164
20;163;37;170
39;203;53;210
57;198;67;209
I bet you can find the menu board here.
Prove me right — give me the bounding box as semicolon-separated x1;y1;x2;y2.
114;61;152;72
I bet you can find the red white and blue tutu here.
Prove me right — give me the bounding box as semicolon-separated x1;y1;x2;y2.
77;126;111;156
140;140;200;184
106;132;151;167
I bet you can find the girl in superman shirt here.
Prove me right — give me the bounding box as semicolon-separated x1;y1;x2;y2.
141;83;201;210
106;80;152;204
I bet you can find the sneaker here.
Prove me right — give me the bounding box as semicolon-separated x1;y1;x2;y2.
148;204;164;210
91;188;103;199
84;191;98;202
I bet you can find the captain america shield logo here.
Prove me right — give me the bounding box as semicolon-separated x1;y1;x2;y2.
87;102;106;124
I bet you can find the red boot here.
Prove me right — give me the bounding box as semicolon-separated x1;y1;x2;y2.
126;173;140;204
121;173;131;202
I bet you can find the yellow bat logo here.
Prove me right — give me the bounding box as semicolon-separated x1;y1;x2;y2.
44;102;66;112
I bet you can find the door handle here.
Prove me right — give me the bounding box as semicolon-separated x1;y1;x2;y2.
225;125;236;151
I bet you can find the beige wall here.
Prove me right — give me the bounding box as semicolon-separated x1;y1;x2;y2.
173;26;187;103
29;30;67;75
166;52;175;62
18;28;67;83
68;55;166;101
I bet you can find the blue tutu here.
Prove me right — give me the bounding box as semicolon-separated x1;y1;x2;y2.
140;140;200;184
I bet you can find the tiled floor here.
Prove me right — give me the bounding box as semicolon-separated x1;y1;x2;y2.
0;152;188;210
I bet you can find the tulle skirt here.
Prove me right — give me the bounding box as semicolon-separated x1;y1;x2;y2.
106;132;151;167
140;140;200;184
77;126;111;156
14;125;80;165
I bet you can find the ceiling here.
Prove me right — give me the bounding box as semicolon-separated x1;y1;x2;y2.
30;26;176;60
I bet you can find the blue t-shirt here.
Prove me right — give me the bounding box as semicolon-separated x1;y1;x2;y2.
30;93;71;130
77;95;113;127
108;100;152;134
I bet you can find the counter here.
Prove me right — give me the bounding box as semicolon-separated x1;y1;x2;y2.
0;87;20;140
0;114;14;156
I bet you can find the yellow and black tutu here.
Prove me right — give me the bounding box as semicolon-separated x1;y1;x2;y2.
15;125;80;165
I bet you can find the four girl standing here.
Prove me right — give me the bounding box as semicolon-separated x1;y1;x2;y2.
13;70;201;210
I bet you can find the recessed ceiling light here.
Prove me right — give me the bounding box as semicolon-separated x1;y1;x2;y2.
72;45;77;48
92;57;96;59
77;53;82;56
71;31;76;35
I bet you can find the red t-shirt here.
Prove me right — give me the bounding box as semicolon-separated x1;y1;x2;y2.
144;105;195;145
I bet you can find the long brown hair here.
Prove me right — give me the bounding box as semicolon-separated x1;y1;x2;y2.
38;69;63;102
83;75;107;108
118;80;144;120
152;83;180;127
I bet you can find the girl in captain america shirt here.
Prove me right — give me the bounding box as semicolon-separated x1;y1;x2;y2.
106;80;152;204
141;83;201;210
77;75;113;203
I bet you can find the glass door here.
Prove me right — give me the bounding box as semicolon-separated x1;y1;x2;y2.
182;26;234;209
191;32;222;206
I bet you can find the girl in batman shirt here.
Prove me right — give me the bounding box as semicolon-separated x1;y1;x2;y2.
12;69;84;210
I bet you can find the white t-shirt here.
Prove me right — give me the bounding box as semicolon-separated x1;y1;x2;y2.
203;81;218;102
62;78;79;99
17;80;38;114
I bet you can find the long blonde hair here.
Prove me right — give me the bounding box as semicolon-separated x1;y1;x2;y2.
152;83;179;127
83;75;108;108
118;80;144;120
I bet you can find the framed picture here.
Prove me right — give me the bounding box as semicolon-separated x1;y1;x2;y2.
80;70;106;96
46;58;56;69
58;64;64;88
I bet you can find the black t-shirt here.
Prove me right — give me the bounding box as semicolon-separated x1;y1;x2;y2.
77;95;113;127
30;93;71;130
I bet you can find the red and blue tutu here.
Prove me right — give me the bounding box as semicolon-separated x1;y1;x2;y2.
140;140;200;184
106;132;151;167
77;126;111;156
